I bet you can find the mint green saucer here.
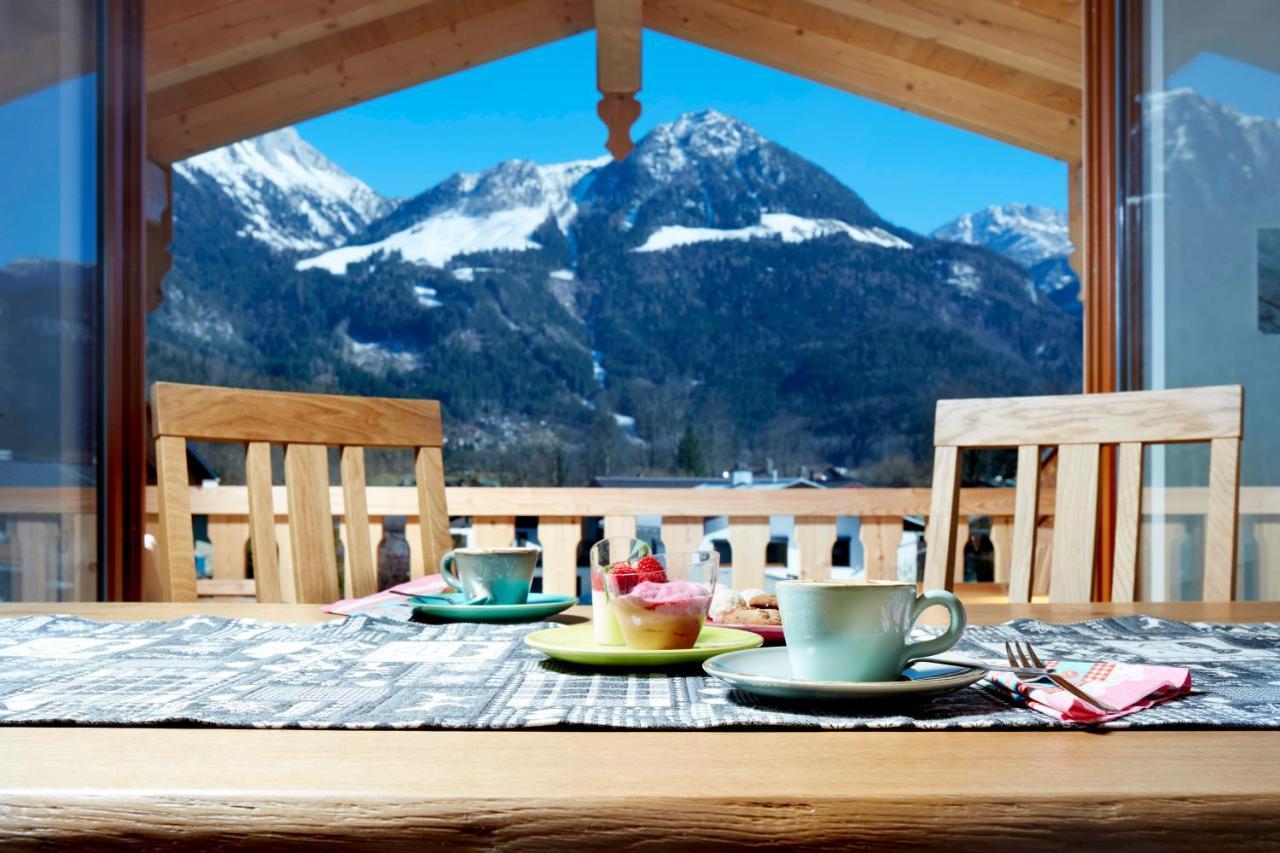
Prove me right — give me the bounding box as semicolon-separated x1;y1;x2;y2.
409;592;577;623
703;646;985;701
524;623;762;666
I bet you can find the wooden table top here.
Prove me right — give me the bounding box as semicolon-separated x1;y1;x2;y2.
4;601;1280;850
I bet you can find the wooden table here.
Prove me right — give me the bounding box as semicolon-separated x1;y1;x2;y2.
4;601;1280;850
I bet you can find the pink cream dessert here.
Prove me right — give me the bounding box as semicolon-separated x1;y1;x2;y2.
608;579;713;650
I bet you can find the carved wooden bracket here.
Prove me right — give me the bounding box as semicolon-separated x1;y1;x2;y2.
597;92;642;160
595;0;642;160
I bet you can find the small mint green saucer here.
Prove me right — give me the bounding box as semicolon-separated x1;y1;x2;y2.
703;646;985;701
524;623;762;666
409;592;577;623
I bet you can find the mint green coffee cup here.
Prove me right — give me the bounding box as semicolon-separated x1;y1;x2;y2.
439;546;537;605
777;580;967;682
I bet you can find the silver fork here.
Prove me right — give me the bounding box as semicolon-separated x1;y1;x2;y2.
1006;640;1119;713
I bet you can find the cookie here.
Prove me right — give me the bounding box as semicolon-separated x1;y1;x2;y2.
746;593;778;609
722;607;781;626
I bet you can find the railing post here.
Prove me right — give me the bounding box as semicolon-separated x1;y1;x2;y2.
989;517;1013;584
728;516;770;589
405;520;426;578
207;514;249;580
538;517;580;597
794;516;837;580
953;517;969;583
860;516;904;581
1254;517;1280;602
661;517;704;554
473;517;516;549
604;516;637;540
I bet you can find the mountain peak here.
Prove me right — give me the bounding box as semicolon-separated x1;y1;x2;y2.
932;204;1071;267
176;127;392;253
632;109;767;179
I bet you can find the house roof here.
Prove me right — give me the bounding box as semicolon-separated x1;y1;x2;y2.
592;475;826;490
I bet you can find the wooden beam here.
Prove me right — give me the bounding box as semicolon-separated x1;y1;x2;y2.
646;0;1080;161
147;0;592;163
806;0;1080;87
595;0;643;159
146;0;434;93
596;0;642;92
1007;0;1084;27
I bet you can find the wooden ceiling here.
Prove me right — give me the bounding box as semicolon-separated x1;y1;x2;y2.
145;0;1082;165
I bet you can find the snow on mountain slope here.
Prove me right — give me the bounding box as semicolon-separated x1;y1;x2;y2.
175;127;392;253
932;204;1071;267
297;207;550;273
634;213;911;252
298;157;607;273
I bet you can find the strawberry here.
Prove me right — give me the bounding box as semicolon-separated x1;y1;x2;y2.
595;556;668;594
593;559;643;591
635;556;668;581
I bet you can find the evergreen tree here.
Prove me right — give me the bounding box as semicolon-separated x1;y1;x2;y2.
676;426;707;476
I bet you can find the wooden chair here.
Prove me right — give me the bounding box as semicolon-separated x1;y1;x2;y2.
151;382;451;603
923;385;1244;603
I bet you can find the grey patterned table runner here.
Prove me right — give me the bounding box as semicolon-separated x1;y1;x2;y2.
2;613;1278;729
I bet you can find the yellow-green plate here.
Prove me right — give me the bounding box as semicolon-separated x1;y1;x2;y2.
524;623;762;666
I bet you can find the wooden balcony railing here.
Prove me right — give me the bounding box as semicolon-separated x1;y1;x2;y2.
3;485;1276;601
121;485;1278;601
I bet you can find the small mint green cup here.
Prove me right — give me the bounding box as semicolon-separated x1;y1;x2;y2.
777;580;967;682
439;547;537;605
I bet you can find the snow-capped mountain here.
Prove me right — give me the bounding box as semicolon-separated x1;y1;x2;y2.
155;109;1082;487
297;110;912;274
175;127;394;253
932;203;1078;313
932;204;1071;267
297;157;607;274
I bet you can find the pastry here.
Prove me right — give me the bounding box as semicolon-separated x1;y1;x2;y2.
721;607;781;626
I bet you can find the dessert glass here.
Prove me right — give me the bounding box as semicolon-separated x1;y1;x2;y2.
603;550;719;650
588;537;651;645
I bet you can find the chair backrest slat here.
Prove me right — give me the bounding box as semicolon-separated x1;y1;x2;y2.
1008;444;1041;604
415;446;453;579
1049;443;1100;602
154;435;197;603
283;443;339;604
1205;436;1243;601
1112;441;1144;602
928;385;1244;603
151;382;448;603
922;446;961;590
244;441;283;603
340;446;377;598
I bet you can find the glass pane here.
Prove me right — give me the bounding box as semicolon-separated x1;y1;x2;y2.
0;1;100;601
1133;0;1280;599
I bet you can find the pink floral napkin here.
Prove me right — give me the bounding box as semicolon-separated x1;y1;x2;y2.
986;659;1192;723
326;573;452;620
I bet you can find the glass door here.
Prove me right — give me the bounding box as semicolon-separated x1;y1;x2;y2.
1123;0;1280;599
0;1;102;600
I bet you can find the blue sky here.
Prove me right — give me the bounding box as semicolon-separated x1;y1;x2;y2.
300;31;1067;235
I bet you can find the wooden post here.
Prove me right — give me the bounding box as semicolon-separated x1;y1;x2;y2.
1083;0;1120;602
595;0;642;159
860;516;905;582
727;517;770;589
538;517;581;597
794;517;837;580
